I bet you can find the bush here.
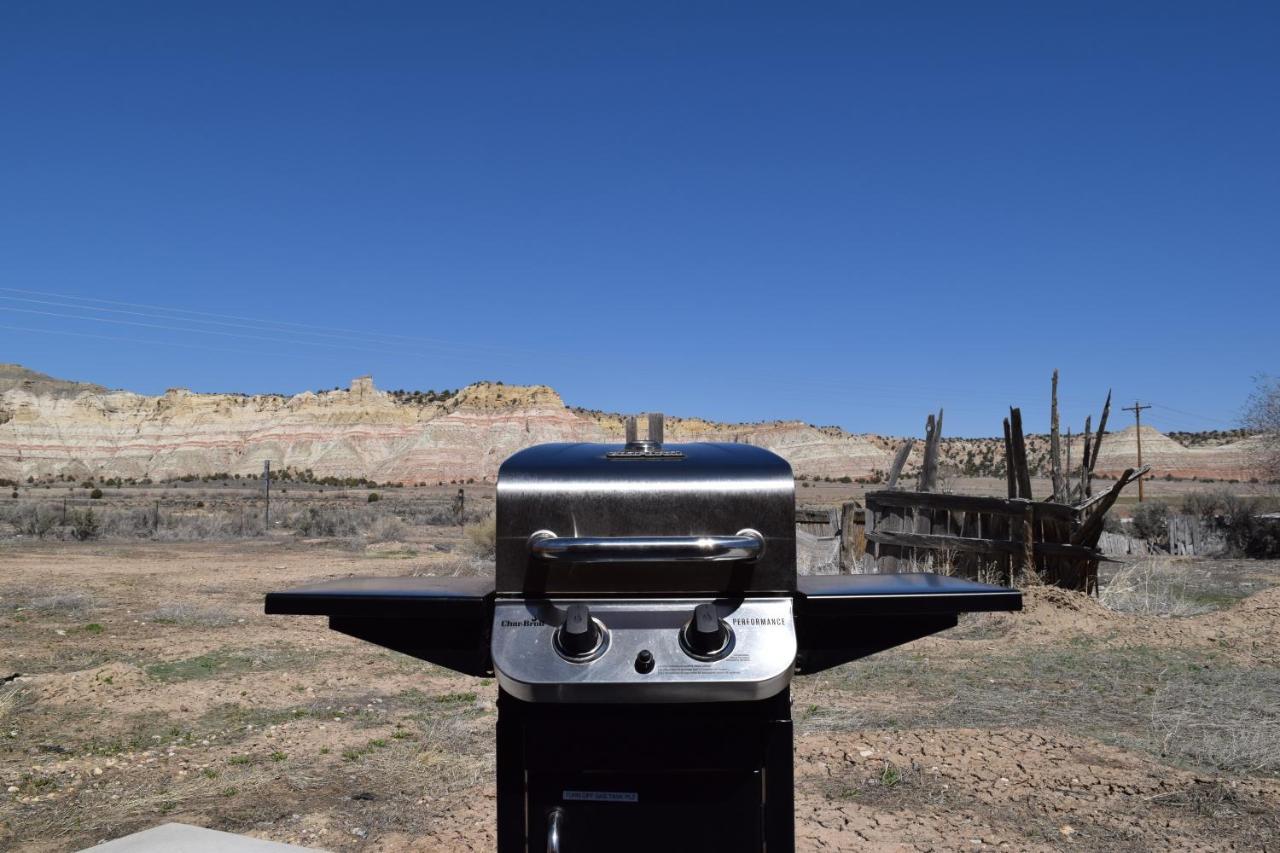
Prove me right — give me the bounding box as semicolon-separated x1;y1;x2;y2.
367;492;380;503
70;509;100;541
1130;501;1171;545
287;505;363;538
89;488;103;500
4;503;57;538
365;515;409;543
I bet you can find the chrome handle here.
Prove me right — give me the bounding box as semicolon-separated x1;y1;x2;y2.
529;529;764;563
546;807;564;853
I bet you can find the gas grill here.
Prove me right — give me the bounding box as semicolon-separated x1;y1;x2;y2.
266;414;1020;852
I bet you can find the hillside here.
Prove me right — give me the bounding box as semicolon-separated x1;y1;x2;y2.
0;366;1263;485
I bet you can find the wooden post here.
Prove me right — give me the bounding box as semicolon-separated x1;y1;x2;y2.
1002;418;1016;499
1023;507;1037;581
1049;370;1064;502
1064;427;1073;503
1080;415;1093;499
914;409;944;493
1086;391;1112;496
838;501;864;572
886;439;914;490
1009;407;1033;501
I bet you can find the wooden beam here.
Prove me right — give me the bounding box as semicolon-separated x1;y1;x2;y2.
1002;417;1017;499
865;489;1080;518
1010;407;1033;500
886;439;914;490
917;409;943;492
865;529;1100;559
1079;414;1092;503
1085;390;1112;499
1072;465;1147;547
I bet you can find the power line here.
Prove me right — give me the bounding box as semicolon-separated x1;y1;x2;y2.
1149;402;1237;428
0;304;531;362
0;285;553;360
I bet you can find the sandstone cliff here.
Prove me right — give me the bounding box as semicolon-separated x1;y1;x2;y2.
0;366;1261;485
1;367;895;483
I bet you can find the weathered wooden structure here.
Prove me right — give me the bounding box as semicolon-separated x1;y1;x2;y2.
859;372;1147;593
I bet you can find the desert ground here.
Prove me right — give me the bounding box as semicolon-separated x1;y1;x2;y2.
1;488;1279;852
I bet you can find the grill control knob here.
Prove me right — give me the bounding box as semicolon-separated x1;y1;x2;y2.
555;603;606;660
680;603;733;660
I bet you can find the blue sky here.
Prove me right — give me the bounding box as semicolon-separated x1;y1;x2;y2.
2;2;1276;436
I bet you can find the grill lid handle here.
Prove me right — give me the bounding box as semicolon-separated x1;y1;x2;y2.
528;529;764;563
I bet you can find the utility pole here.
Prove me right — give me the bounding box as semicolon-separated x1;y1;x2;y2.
1122;401;1152;502
263;460;271;531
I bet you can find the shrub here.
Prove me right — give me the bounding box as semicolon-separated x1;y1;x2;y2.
1130;501;1171;545
366;515;409;543
4;503;57;538
89;488;103;500
367;492;380;503
71;509;100;541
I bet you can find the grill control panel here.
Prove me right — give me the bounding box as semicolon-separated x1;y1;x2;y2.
492;598;796;703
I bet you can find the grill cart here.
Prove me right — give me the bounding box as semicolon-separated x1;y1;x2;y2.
266;415;1020;853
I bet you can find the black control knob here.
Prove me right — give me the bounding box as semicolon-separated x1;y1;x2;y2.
681;603;732;659
556;603;604;659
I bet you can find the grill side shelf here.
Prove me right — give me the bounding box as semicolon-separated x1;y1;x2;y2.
796;573;1022;616
264;577;495;676
793;573;1021;674
265;576;494;617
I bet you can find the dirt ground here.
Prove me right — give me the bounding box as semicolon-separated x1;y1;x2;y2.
1;534;1278;852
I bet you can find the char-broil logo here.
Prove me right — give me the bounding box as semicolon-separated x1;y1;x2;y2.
732;617;786;626
501;618;547;627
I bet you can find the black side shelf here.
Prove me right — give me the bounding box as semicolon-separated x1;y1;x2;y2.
265;576;496;676
794;573;1021;674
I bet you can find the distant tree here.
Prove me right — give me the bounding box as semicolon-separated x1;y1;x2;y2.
1243;375;1280;480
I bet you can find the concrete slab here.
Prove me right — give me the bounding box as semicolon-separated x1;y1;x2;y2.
79;822;325;852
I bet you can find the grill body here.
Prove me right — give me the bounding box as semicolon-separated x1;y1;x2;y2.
266;419;1022;853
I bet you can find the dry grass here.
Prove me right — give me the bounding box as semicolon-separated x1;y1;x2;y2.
463;515;495;557
143;603;239;627
1099;558;1213;616
28;591;94;616
1151;670;1280;773
0;684;24;720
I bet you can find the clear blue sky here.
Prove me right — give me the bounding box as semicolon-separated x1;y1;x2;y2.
2;2;1276;437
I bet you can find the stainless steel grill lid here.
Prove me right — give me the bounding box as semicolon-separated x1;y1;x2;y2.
495;440;795;596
